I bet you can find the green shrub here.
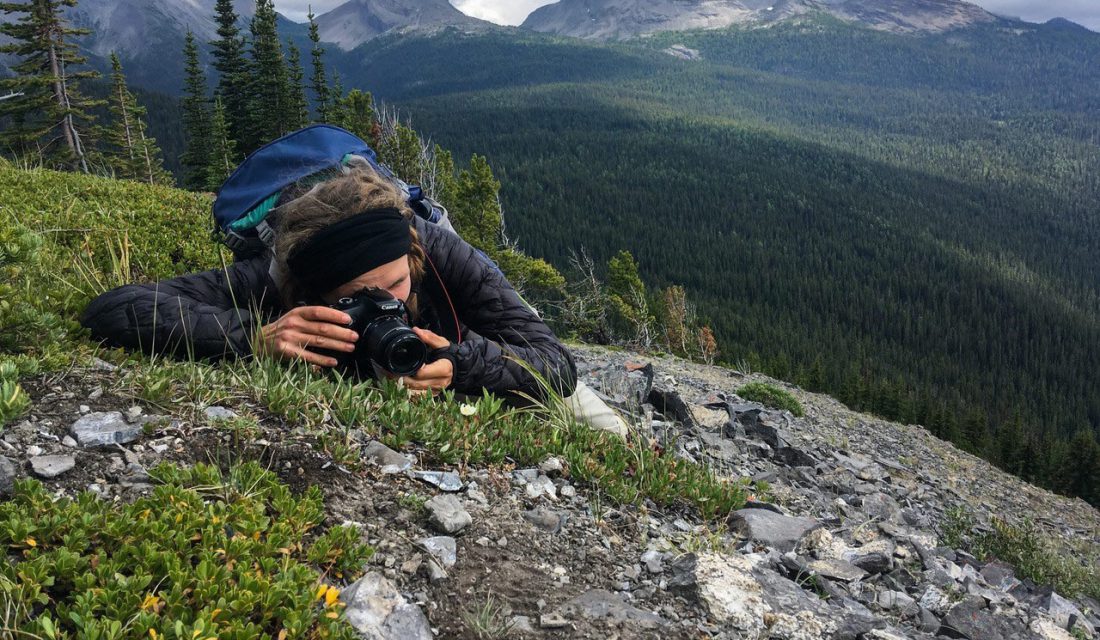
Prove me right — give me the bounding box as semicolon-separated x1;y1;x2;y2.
940;505;1100;602
737;382;805;417
0;461;373;638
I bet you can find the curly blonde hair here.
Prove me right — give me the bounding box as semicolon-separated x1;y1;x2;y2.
273;160;427;313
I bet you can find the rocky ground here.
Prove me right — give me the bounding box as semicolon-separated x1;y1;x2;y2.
2;346;1098;639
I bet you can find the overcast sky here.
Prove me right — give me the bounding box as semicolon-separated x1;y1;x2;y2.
276;0;1099;31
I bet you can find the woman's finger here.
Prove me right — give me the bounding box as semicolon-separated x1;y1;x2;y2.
412;327;450;349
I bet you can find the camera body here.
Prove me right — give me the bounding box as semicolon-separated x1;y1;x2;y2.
321;288;427;377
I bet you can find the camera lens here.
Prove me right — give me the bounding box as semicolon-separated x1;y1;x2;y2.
364;318;427;377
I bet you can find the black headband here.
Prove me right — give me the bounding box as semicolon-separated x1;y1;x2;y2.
286;208;412;294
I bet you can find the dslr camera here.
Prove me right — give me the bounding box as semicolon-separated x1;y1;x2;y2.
318;288;427;377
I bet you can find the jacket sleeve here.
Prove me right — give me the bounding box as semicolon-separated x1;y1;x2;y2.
420;222;577;400
80;257;279;360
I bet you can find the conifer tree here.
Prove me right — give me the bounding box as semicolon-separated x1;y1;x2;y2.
180;30;212;190
206;96;238;191
307;6;330;122
606;249;652;347
451;155;503;251
105;53;170;185
210;0;251;152
0;0;101;172
332;89;376;145
285;40;309;131
248;0;290;144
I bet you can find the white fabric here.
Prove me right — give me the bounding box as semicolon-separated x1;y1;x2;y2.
566;381;629;438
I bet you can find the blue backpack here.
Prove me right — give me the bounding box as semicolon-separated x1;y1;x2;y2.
213;124;451;259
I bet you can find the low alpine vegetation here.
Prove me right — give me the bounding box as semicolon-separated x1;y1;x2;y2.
737;382;805;417
941;505;1100;602
0;461;373;638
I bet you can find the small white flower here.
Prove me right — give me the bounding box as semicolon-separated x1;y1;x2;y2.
460;403;477;417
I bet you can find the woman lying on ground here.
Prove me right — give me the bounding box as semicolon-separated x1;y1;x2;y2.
82;156;626;435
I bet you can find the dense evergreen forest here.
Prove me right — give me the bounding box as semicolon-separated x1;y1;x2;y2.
329;21;1100;500
5;8;1100;505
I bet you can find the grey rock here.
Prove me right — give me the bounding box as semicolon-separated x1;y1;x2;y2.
0;456;17;495
416;536;457;568
648;385;697;429
916;606;941;633
979;561;1019;592
523;507;565;533
728;509;821;553
364;441;412;474
877;590;917;614
641;549;664;574
525;475;557;500
774;446;819;468
202;406;238;421
918;585;951;614
70;412;143;447
62;435;78;448
560;589;665;629
425;495;471;534
666;553;699;590
511;468;540;485
1041;591;1091;633
808;558;867;583
407;470;463;492
861;493;903;523
29;455;76;479
939;595;1032;639
339;573;431;640
852;552;893;575
539;456;564;476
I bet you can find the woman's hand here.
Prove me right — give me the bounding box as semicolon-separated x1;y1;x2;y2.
257;306;359;367
404;327;453;393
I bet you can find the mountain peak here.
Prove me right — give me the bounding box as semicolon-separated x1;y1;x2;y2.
521;0;999;40
315;0;492;50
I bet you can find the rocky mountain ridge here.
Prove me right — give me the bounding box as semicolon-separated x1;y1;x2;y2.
522;0;999;40
315;0;492;51
3;344;1097;638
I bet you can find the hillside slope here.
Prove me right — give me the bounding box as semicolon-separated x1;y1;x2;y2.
1;151;1098;640
331;23;1100;502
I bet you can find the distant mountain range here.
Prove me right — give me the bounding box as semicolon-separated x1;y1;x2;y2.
315;0;491;50
522;0;999;40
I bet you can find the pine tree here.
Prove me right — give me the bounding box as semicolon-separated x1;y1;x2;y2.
307;6;330;122
248;0;290;144
180;30;212;190
451;155;503;252
332;89;375;144
210;0;251;152
328;72;347;124
285;40;308;131
0;0;101;172
205;96;238;191
105;53;170;185
606;250;652;347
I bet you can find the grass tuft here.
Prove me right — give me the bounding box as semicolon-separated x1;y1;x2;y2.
737;382;805;417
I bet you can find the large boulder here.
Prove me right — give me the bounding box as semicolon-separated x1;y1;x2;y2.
729;509;822;553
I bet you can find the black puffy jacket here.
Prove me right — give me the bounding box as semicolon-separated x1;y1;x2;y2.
81;218;577;399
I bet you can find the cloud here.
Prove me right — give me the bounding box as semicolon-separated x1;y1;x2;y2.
450;0;557;26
